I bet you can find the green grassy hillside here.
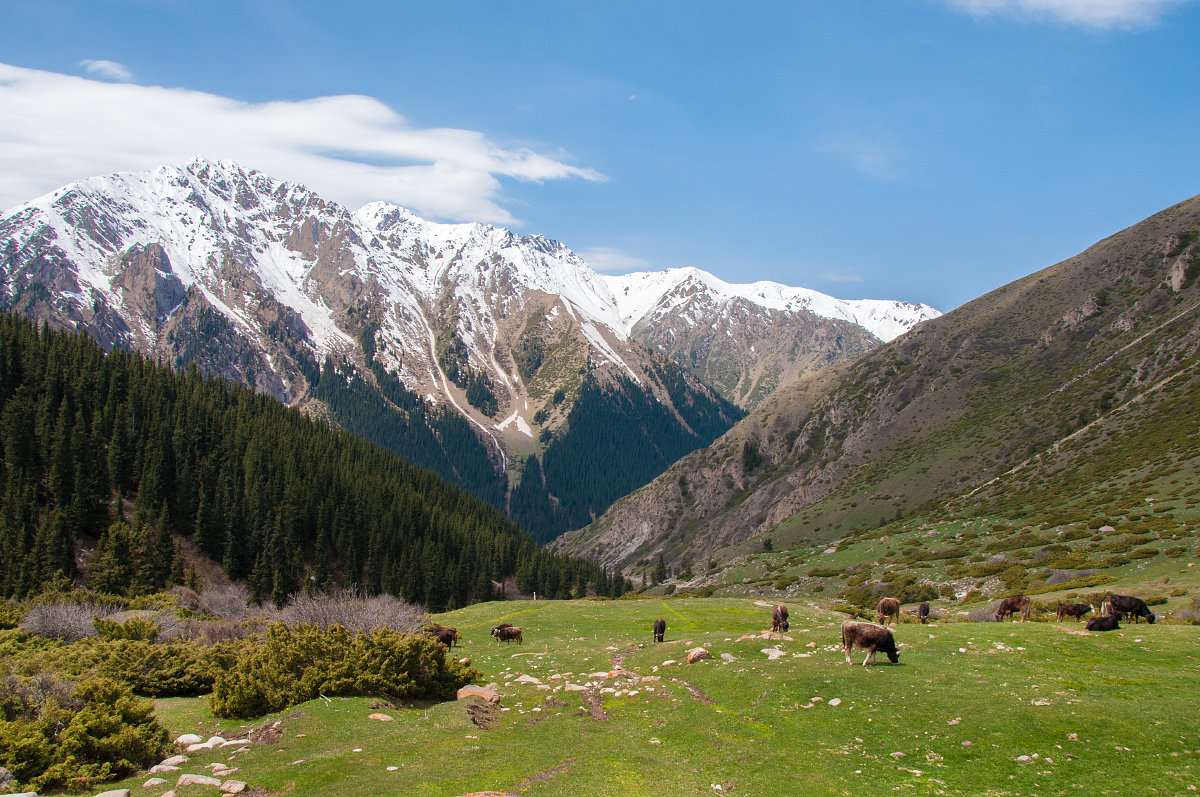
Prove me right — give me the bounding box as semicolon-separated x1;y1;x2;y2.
80;597;1200;796
556;193;1200;596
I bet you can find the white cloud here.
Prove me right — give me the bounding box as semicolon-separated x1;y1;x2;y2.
577;246;653;273
945;0;1188;27
816;135;907;181
80;59;132;82
820;272;864;283
0;62;604;224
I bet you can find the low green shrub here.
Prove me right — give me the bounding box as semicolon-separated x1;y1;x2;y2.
0;674;166;792
209;623;480;719
94;616;160;642
26;639;235;697
0;602;26;629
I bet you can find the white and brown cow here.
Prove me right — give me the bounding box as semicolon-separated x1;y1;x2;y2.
841;621;900;667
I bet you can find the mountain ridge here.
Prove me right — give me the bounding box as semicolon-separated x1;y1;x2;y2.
552;191;1200;576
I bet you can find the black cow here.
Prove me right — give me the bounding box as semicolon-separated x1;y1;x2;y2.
653;618;666;643
918;602;930;624
1104;595;1156;624
491;624;523;644
840;621;900;667
1086;614;1120;632
771;605;790;633
1055;603;1093;622
994;595;1031;622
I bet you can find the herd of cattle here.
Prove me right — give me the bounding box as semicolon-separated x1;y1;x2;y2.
419;592;1157;669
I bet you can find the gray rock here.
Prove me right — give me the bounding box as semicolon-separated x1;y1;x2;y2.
143;778;168;787
176;774;222;788
160;755;189;767
220;781;248;794
91;790;131;797
174;733;203;746
147;764;181;774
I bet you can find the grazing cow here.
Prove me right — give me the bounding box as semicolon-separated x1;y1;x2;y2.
918;602;931;624
771;605;790;633
1104;595;1156;624
841;621;900;667
876;597;901;625
994;595;1031;622
1086;614;1120;632
423;624;461;647
491;625;523;644
1055;603;1094;622
653;618;666;643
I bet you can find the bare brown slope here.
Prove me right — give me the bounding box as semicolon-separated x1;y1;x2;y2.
553;193;1200;575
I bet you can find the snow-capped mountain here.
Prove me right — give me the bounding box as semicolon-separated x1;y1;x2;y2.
0;159;937;539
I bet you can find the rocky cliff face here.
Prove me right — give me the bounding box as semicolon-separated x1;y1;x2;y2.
0;159;934;540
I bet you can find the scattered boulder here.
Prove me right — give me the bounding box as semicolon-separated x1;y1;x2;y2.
143;778;168;787
176;774;223;788
91;790;131;797
514;674;542;684
368;713;394;722
220;781;248;794
148;764;182;774
457;685;501;704
160;755;189;767
174;733;203;746
686;647;713;664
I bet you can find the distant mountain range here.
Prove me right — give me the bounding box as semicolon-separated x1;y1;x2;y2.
0;159;937;541
553;192;1200;577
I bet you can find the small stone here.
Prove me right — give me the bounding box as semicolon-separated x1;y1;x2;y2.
1016;755;1032;762
890;752;905;759
220;780;247;794
686;647;713;664
386;766;399;771
368;713;393;721
961;741;972;747
515;674;542;684
563;683;586;691
219;739;251;748
149;764;182;774
144;778;168;787
828;698;842;707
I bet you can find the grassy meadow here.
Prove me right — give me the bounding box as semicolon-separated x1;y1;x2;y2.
85;597;1200;797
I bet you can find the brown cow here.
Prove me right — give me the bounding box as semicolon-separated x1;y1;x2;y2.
491;625;522;644
423;624;461;647
1055;603;1093;622
876;597;901;625
841;621;900;667
1086;613;1120;632
653;618;666;643
771;605;790;633
917;602;931;624
994;595;1031;622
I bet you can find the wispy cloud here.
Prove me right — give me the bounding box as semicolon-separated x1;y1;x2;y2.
945;0;1189;28
820;271;864;283
816;135;907;181
577;246;652;273
0;62;604;224
80;59;132;82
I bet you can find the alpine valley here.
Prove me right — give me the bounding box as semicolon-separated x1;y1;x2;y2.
0;159;937;543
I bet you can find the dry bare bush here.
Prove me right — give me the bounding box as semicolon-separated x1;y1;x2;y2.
280;587;427;633
968;601;1002;622
20;600;124;641
199;583;250;620
192;617;265;645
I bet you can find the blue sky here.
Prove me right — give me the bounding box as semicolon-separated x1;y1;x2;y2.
1;0;1198;310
